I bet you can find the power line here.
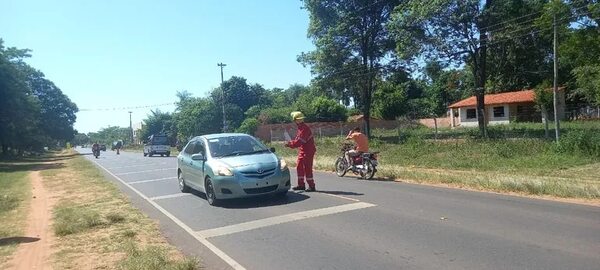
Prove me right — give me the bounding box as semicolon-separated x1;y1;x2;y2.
79;102;176;112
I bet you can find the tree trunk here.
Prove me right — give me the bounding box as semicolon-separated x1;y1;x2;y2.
477;32;488;138
542;106;549;139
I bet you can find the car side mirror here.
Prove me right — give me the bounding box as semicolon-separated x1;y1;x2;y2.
270;147;276;153
191;153;206;161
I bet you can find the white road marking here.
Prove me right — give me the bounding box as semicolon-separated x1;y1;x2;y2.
320;192;361;202
91;159;247;270
115;168;175;175
129;177;177;185
150;193;192;200
197;202;376;238
109;163;169;169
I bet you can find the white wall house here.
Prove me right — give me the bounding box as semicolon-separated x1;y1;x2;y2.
448;89;565;128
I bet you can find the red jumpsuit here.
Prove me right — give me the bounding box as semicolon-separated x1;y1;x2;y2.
286;122;316;188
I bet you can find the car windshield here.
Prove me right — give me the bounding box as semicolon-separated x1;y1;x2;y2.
207;136;269;158
151;136;169;145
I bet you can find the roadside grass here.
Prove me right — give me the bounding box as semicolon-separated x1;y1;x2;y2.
119;242;197;270
271;121;600;199
42;151;199;269
0;166;31;266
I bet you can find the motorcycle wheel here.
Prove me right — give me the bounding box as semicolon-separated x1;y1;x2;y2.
359;160;376;180
335;157;347;177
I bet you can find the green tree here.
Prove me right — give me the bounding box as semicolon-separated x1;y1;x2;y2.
299;0;401;136
372;81;407;120
140;110;175;145
534;81;554;138
390;0;496;136
0;39;78;154
175;97;221;139
236;118;260;135
572;65;600;105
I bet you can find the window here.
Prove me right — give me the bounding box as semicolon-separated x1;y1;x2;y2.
493;106;505;118
183;141;196;155
193;141;205;155
208;135;268;158
466;108;476;119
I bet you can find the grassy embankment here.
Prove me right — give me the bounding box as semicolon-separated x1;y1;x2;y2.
0;151;199;269
272;121;600;199
0;161;32;265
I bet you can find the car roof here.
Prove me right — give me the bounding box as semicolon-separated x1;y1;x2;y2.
193;133;251;141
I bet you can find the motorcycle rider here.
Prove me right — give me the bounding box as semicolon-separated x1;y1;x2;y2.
285;111;317;192
92;142;100;157
115;140;123;155
345;127;369;169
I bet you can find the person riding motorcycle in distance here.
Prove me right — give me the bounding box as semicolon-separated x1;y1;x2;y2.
284;111;317;192
345;127;369;168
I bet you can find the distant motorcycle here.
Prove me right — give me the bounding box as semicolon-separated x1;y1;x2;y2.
92;144;101;159
334;143;378;180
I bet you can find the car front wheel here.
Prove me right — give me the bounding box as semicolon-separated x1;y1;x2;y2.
205;177;219;206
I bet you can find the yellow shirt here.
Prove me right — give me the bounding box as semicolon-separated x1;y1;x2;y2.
349;133;369;152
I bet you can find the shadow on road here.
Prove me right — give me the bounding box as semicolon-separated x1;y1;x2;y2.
0;236;40;246
317;190;364;197
189;189;310;209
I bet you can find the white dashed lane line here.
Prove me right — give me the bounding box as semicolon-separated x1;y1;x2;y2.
196;202;376;238
91;160;247;270
129;177;177;185
91;155;377;270
115;168;175;176
150;193;193;200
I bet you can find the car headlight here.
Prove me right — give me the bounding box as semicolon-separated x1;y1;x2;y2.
280;159;288;171
216;166;233;176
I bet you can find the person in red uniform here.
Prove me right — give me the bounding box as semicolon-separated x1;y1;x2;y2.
285;111;317;192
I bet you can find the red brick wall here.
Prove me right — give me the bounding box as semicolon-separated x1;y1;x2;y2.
255;119;403;142
418;117;452;128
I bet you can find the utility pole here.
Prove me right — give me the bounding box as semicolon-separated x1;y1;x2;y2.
553;12;560;143
128;111;134;144
218;63;227;132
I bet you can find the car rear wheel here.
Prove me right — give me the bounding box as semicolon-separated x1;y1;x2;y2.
166;152;170;157
178;171;190;193
205;177;219;206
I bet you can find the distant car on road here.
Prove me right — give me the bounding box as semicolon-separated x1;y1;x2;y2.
100;144;107;151
177;133;290;206
143;134;170;157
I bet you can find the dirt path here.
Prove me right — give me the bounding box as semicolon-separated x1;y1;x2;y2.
7;171;54;270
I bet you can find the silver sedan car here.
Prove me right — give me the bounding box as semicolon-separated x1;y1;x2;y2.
177;133;291;206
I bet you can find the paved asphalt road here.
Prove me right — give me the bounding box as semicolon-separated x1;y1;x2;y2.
79;148;600;270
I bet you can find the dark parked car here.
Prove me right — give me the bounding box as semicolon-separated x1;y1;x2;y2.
100;144;107;151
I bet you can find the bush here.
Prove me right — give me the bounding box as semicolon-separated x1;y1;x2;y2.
258;107;293;124
236;118;260;135
555;129;600;157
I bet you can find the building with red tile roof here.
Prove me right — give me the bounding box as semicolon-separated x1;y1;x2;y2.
448;89;565;127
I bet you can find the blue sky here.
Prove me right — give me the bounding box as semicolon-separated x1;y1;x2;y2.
1;0;314;133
